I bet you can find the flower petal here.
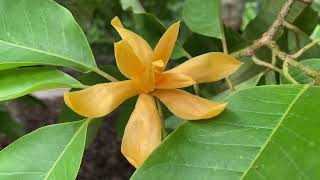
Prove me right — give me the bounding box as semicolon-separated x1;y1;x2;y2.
121;94;162;168
111;17;153;66
155;72;196;89
64;80;140;118
154;89;226;120
153;22;180;71
167;52;241;83
114;40;145;80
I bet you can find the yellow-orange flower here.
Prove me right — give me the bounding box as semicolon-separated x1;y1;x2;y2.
64;17;241;168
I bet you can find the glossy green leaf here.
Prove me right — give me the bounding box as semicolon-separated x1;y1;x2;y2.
0;67;85;101
183;0;223;38
281;59;320;84
0;120;89;180
0;0;97;72
132;85;320;179
0;110;25;140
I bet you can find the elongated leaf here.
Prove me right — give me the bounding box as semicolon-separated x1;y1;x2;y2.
183;0;223;38
0;110;25;140
0;120;89;180
0;0;97;72
281;59;320;84
132;85;320;179
0;67;85;101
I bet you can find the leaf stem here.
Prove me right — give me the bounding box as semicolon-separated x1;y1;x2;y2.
252;55;283;75
94;68;119;82
291;38;320;59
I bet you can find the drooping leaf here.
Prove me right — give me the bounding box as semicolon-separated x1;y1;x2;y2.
0;110;25;140
132;85;320;179
281;59;320;84
183;0;223;39
0;67;85;101
0;0;97;72
0;120;89;180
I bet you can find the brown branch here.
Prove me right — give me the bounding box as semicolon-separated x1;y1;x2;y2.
267;41;319;78
231;0;295;59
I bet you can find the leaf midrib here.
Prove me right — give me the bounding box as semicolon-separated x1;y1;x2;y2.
43;120;89;180
240;84;310;179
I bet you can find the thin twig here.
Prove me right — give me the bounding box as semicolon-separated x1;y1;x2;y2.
231;0;295;59
94;69;119;82
291;38;320;59
282;20;306;38
268;41;319;78
282;60;299;84
252;55;283;74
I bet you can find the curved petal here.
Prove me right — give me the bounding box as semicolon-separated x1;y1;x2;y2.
153;22;180;71
167;52;241;83
121;94;162;168
155;72;196;89
64;80;140;118
114;40;145;80
111;17;153;66
153;89;226;120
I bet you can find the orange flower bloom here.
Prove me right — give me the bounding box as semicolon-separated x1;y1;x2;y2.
64;17;241;168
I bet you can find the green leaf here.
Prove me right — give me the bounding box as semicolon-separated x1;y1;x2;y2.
281;59;320;84
120;0;145;13
132;85;320;179
183;0;223;38
133;13;189;59
0;0;97;72
0;67;85;101
0;120;89;180
0;110;25;140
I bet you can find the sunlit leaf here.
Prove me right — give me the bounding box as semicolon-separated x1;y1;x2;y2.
0;0;97;72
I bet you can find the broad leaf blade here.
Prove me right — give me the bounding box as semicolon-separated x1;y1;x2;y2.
0;120;89;180
0;67;85;101
183;0;223;38
0;0;97;72
132;85;320;179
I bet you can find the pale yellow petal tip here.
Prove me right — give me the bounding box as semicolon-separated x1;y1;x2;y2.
111;16;123;28
208;102;228;118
